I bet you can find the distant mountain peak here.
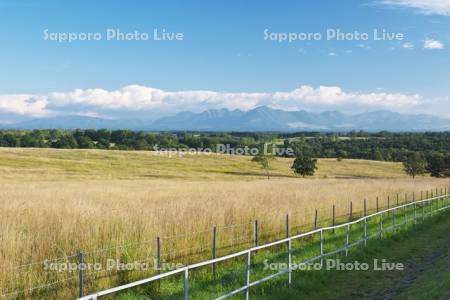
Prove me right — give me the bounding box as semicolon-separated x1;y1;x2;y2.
149;107;450;132
1;107;449;132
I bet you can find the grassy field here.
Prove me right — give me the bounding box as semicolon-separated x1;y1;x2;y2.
0;147;449;298
112;196;450;299
0;147;406;180
259;205;450;300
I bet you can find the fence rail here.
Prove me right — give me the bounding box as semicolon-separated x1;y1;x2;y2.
77;190;450;300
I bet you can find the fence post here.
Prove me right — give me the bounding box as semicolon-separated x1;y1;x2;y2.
448;187;450;207
332;205;335;234
254;220;258;248
435;188;438;210
246;251;251;300
314;209;318;229
376;197;379;212
363;218;367;248
364;199;367;217
212;226;217;277
445;187;447;206
379;212;383;238
396;193;399;206
320;229;324;266
448;186;450;207
345;223;350;256
387;196;390;216
404;193;407;223
288;239;292;286
393;207;396;231
422;191;425;220
285;214;290;263
434;188;437;211
184;268;189;300
78;251;84;298
443;187;447;207
286;214;289;238
156;237;161;274
413;192;416;224
431;190;434;216
349;202;353;222
446;187;448;207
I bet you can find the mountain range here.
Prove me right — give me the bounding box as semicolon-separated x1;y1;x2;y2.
1;106;450;132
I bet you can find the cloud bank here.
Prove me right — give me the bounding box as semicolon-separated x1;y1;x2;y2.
376;0;450;16
0;85;426;121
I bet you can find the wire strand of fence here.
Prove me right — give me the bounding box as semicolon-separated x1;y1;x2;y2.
218;221;253;230
84;239;154;256
160;228;213;240
1;274;79;299
259;227;285;236
164;245;209;257
216;235;251;248
83;257;158;278
4;254;78;272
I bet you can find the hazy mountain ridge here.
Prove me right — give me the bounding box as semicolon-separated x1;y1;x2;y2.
1;107;449;132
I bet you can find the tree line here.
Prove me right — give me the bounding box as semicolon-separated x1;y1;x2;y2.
0;129;448;177
0;129;271;151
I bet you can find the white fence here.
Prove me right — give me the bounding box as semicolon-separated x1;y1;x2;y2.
78;191;450;300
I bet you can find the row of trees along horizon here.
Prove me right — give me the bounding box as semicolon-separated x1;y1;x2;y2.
0;129;449;178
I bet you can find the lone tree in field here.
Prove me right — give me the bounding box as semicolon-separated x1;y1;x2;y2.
252;152;274;179
291;154;317;177
403;152;427;179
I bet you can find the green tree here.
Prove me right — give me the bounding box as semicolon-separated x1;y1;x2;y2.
403;152;427;179
252;152;274;179
1;133;19;147
52;134;78;149
426;154;450;178
76;136;95;149
291;154;318;177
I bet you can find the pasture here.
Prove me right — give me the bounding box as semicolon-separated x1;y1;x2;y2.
0;147;449;298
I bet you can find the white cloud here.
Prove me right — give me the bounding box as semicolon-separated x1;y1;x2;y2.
423;38;444;49
402;42;415;49
0;85;425;119
0;94;50;117
271;86;422;110
328;52;337;56
376;0;450;16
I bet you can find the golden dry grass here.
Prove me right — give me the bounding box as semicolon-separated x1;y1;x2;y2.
0;147;405;181
0;147;449;298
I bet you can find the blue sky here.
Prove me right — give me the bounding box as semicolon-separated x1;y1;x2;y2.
0;0;449;122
